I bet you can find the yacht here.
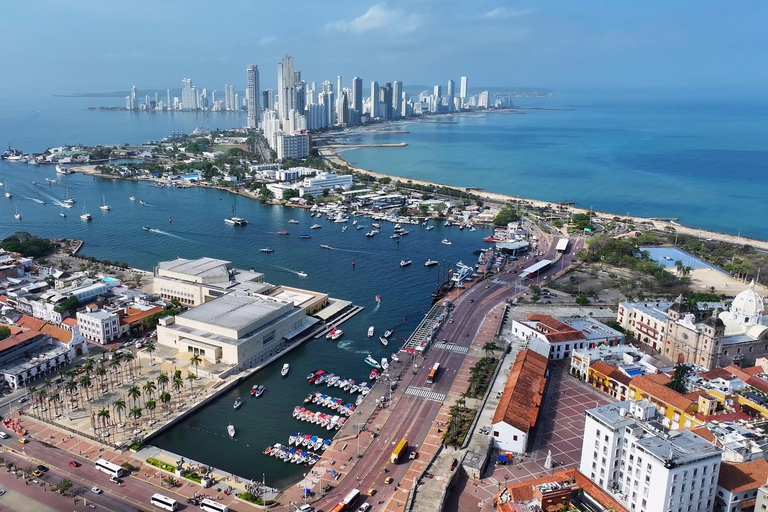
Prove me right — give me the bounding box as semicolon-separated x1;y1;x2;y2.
379;336;389;347
288;219;299;224
400;260;412;267
425;259;438;266
80;205;92;221
297;271;308;277
99;195;111;211
234;397;244;410
129;196;136;201
310;224;322;229
442;239;452;245
381;358;389;371
224;217;248;226
227;424;236;438
367;326;375;337
364;355;382;369
425;225;434;231
55;164;71;175
281;364;290;377
260;248;274;253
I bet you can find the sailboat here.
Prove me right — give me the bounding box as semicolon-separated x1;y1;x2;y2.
80;204;92;221
224;194;248;225
64;187;75;205
14;206;21;220
99;195;111;211
4;185;11;199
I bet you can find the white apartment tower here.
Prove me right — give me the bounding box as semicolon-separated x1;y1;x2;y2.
246;64;260;128
278;56;296;122
447;79;455;112
460;76;468;106
181;78;193;110
370;81;379;118
580;401;722;512
392;81;402;119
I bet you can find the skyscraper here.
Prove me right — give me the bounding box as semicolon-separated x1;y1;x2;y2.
460;76;468;106
392;81;402;119
181;78;193;110
228;84;235;111
190;86;197;109
447;80;455;112
381;83;393;120
352;77;363;115
339;91;350;126
166;89;171;110
246;64;260;128
130;85;137;110
224;84;231;111
370;81;379;118
278;56;296;122
322;81;334;126
295;81;307;115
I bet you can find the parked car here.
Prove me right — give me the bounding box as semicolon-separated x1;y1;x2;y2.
0;432;9;439
109;476;121;484
31;470;43;477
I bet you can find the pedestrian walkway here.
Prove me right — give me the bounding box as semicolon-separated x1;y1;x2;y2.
404;387;447;403
432;342;469;354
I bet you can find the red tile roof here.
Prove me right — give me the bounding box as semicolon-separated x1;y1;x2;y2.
16;315;46;331
726;365;768;394
0;329;46;354
700;367;736;381
689;425;715;443
743;366;763;376
590;360;616;377
718;459;768;494
40;323;72;344
492;349;548;432
61;318;77;327
526;315;585;343
120;306;163;326
630;373;695;412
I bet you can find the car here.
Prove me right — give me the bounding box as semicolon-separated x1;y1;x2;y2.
357;504;371;512
109;476;121;484
469;299;475;303
36;465;49;472
69;461;80;468
135;342;144;349
17;397;27;403
409;450;419;460
366;488;377;496
0;432;9;439
18;438;28;444
384;476;393;484
91;486;102;494
31;470;43;477
187;498;200;506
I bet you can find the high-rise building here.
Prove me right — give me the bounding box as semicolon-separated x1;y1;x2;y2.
278;56;296;122
447;80;455;112
381;83;393;120
125;95;131;110
154;91;160;109
181;78;193;110
460;76;468;106
322;81;334;126
190;86;198;110
246;64;260;128
478;90;489;109
224;84;231;111
166;89;171;110
234;93;240;111
129;85;137;110
433;85;442;100
392;81;402;119
339;91;350;126
580;401;721;512
352;77;363;116
401;92;409;117
370;81;379;118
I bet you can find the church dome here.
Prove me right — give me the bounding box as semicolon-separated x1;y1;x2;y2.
730;280;765;326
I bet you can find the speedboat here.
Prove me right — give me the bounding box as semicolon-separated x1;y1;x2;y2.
364;355;381;369
380;337;388;346
234;397;244;409
225;217;248;226
381;358;389;371
278;230;289;235
297;271;308;277
329;329;343;340
288;219;299;224
400;260;412;267
59;212;67;218
308;370;326;384
129;196;136;201
281;363;290;377
384;330;392;337
260;248;274;253
139;200;146;205
368;326;375;337
425;259;438;266
326;328;338;339
320;244;332;250
310;224;322;229
442;239;452;245
425;225;434;231
143;226;152;231
254;385;265;398
227;424;236;438
370;369;379;380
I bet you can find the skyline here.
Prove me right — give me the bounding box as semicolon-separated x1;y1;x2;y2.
1;1;767;94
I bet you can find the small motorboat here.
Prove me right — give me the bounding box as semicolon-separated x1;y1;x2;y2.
227;424;236;438
380;337;389;346
320;244;333;250
442;239;452;245
381;358;389;371
260;248;274;253
254;385;265;398
143;226;152;231
384;330;393;337
367;326;375;337
400;260;412;267
129;196;136;201
310;224;322;229
325;328;338;339
425;259;438;267
278;230;290;235
329;329;343;341
370;369;379;380
364;355;381;369
234;397;244;409
288;219;299;224
297;271;308;277
281;363;290;377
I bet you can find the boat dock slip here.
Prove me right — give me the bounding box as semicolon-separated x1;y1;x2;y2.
400;303;447;353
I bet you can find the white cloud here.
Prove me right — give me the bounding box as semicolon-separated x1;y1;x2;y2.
258;35;276;46
483;7;533;20
324;2;422;34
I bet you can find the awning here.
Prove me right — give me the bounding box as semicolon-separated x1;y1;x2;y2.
283;318;320;341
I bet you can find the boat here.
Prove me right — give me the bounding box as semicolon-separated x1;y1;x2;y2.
329;329;343;340
308;370;326;384
4;185;11;199
129;196;136;201
288;219;299;224
372;223;381;228
298;234;311;239
310;224;322;229
391;353;400;362
278;230;290;235
297;271;308;277
227;424;236;438
251;385;265;397
390;234;400;239
400;260;412;267
260;248;274;253
384;330;392;337
139;200;146;205
425;259;439;267
281;363;290;377
381;358;389;371
225;217;248;226
379;336;389;346
14;206;21;220
364;355;381;369
59;211;67;218
234;397;244;409
325;328;338;339
55;164;71;175
442;239;452;245
99;195;111;211
375;295;381;303
80;205;92;221
356;225;364;230
370;369;379;380
320;244;333;250
425;225;434;231
33;198;46;205
367;326;375;337
142;226;152;231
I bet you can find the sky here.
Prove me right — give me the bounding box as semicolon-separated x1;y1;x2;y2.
1;0;766;95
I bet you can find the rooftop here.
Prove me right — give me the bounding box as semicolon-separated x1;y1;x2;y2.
157;257;231;282
631;373;695;412
718;459;768;494
179;293;290;333
492;349;548;431
619;301;673;322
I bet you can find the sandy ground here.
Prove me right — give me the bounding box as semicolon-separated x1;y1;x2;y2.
686;267;768;296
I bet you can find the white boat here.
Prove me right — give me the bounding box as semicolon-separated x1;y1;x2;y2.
391;353;400;362
14;206;21;220
129;196;136;201
384;330;392;337
310;224;322;229
139;200;146;205
379;337;389;346
234;397;244;409
425;259;439;266
80;204;92;221
225;217;248;226
227;424;236;438
367;326;374;337
99;195;111;211
330;329;343;340
381;358;389;371
364;355;381;369
4;185;11;199
425;225;434;231
59;209;67;218
400;260;412;267
297;271;307;277
442;239;452;245
55;164;71;175
288;219;299;224
281;363;290;377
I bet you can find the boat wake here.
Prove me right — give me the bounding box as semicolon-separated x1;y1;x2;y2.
270;264;305;276
38;191;67;207
149;229;193;242
336;340;368;354
328;247;377;255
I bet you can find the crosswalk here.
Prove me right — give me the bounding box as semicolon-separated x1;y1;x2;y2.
433;342;470;354
405;386;447;402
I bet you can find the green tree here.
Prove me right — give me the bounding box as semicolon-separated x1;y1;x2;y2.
258;187;274;201
190;354;202;377
282;188;299;201
0;326;11;341
128;385;141;408
667;363;690;393
129;406;142;427
113;398;126;424
482;342;499;358
0;232;56;257
79;375;92;401
97;408;110;431
493;206;520;226
160;391;172;412
186;372;196;393
575;295;590;305
145;341;156;365
55;296;80;313
157;372;169;393
143;380;157;400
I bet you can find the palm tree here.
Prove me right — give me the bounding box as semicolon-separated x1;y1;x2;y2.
42;378;52;392
145;341;156;366
83;358;95;377
35;389;48;417
110;357;122;386
50;391;61;417
65;379;78;412
129;406;142;428
172;376;184;398
97;408;110;432
122;352;135;380
156;372;169;393
128;385;141;409
79;375;92;401
95;364;108;393
190;354;202;377
145;399;156;419
113;398;126;425
143;380;157;400
186;372;196;393
482;342;499;358
159;391;172;413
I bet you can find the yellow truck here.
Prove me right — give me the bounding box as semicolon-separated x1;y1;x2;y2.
391;438;408;463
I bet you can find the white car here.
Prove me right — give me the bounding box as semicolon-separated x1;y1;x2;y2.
357;504;371;512
91;486;103;494
0;432;9;439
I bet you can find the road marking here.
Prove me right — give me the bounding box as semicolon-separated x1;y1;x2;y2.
433;343;470;354
404;387;446;402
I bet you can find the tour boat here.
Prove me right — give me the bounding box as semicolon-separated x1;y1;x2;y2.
384;330;392;337
99;195;111;211
278;230;289;235
297;271;308;277
367;326;375;337
364;355;382;369
227;424;236;438
225;217;248;226
320;244;333;250
442;239;452;245
281;364;290;377
425;259;439;266
234;397;244;410
400;260;412;267
380;336;388;346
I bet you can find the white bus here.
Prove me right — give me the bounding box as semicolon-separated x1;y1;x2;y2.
94;458;126;478
342;489;361;507
199;498;229;512
150;493;178;511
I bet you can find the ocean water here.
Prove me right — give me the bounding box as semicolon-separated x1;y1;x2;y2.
344;93;768;240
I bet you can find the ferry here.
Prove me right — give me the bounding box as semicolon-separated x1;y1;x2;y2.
225;217;248;226
281;363;290;377
367;326;375;337
310;224;322;229
2;146;27;161
278;230;290;235
442;239;452;245
320;244;333;250
227;424;236;438
425;259;438;266
234;397;244;410
260;248;274;253
364;355;382;369
379;336;389;346
400;260;412;267
297;271;308;277
288;219;299;224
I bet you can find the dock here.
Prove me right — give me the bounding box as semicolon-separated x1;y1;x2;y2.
400;303;447;353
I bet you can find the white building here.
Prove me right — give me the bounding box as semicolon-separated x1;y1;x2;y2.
0;329;88;389
581;400;722;512
277;133;310;161
246;64;260;128
76;304;120;345
617;301;674;352
714;459;768;512
297;172;353;198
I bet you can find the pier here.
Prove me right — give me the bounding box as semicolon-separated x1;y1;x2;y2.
400;303;447;353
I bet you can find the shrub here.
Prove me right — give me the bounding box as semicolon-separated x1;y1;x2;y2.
146;457;176;473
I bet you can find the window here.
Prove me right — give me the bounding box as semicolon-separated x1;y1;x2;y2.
512;435;518;441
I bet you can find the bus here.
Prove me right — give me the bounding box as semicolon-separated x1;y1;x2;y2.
199;498;229;512
427;363;440;384
391;438;408;463
329;489;361;512
150;493;179;511
94;458;126;478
